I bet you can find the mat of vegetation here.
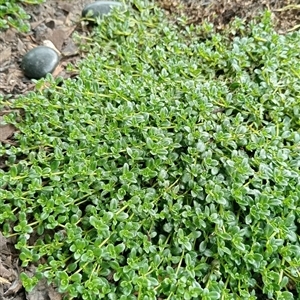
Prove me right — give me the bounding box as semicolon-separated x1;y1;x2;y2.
0;0;45;32
0;0;300;299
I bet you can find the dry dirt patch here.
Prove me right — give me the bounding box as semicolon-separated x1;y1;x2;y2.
0;0;92;99
156;0;300;33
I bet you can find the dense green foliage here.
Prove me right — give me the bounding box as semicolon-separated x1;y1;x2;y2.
0;0;300;299
0;0;44;32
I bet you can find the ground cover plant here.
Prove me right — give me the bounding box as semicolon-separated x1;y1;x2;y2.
0;0;44;32
0;0;300;298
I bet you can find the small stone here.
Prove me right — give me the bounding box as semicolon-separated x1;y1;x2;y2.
43;40;61;55
21;46;60;79
82;1;123;19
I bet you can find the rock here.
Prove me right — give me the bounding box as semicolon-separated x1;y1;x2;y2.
82;1;123;19
21;46;60;79
43;40;61;55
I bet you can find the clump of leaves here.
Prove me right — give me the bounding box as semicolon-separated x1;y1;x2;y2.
0;0;44;32
0;0;300;299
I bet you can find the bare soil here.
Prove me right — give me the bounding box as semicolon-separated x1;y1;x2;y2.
157;0;300;33
0;0;92;99
0;0;299;299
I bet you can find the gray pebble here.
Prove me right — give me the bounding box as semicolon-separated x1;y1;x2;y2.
82;1;123;19
21;46;60;79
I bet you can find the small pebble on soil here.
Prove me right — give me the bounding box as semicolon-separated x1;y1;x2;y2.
21;46;60;79
82;1;123;19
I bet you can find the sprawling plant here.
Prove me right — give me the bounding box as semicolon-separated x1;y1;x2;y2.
0;0;299;298
0;0;44;32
